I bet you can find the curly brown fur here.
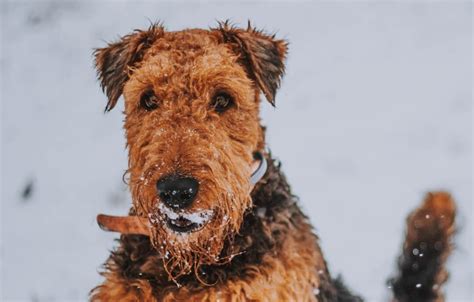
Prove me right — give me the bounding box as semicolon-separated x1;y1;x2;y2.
91;156;362;301
91;22;455;302
93;22;290;282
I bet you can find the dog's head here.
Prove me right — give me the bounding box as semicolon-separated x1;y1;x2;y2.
94;22;287;279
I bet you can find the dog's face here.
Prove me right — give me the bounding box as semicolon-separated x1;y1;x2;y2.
94;23;287;278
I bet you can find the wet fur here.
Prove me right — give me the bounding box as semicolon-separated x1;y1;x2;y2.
388;192;456;302
91;156;362;301
91;22;455;301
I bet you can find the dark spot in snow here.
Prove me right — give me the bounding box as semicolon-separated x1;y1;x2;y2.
27;14;42;26
107;183;129;207
30;292;39;302
25;2;80;27
21;179;35;201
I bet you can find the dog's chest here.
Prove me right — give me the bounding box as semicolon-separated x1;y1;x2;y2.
91;227;326;302
156;230;324;302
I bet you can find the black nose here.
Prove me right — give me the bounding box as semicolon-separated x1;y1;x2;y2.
156;175;199;210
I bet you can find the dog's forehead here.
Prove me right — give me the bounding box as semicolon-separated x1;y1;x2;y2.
163;28;219;46
125;29;250;96
142;29;236;69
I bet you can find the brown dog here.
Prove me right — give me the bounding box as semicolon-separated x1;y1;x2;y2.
90;22;456;301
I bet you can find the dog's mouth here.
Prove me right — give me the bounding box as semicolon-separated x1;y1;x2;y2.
166;216;201;233
158;203;213;234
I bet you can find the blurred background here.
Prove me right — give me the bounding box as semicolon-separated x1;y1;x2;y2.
1;1;472;301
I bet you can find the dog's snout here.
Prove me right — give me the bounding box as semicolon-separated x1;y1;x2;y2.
156;175;199;210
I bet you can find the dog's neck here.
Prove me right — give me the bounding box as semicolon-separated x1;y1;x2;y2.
107;153;302;291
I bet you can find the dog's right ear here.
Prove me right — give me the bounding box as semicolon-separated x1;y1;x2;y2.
94;24;164;112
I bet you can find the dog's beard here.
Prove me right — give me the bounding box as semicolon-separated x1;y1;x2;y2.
130;157;253;284
147;193;252;284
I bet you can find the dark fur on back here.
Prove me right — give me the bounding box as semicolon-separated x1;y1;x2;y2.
100;154;362;301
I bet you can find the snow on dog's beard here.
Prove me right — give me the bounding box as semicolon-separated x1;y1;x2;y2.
129;137;254;282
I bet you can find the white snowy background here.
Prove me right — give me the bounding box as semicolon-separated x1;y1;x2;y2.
1;1;472;301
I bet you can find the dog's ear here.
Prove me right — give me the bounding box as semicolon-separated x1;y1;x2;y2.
216;22;288;106
94;24;164;111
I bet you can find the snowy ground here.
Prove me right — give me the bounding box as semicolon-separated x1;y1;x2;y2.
1;1;472;301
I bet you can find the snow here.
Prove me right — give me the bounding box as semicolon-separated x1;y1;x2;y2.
156;202;213;225
313;287;320;296
1;1;472;301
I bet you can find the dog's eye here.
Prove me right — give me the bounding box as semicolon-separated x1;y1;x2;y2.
140;90;159;111
211;92;234;113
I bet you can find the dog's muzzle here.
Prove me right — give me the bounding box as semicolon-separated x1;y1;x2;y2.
97;151;268;236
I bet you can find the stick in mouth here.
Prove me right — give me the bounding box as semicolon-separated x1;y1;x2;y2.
97;214;151;236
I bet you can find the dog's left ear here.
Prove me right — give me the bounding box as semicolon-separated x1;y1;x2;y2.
94;24;164;111
216;22;288;106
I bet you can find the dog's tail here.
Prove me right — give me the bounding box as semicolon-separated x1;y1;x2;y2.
388;192;456;302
